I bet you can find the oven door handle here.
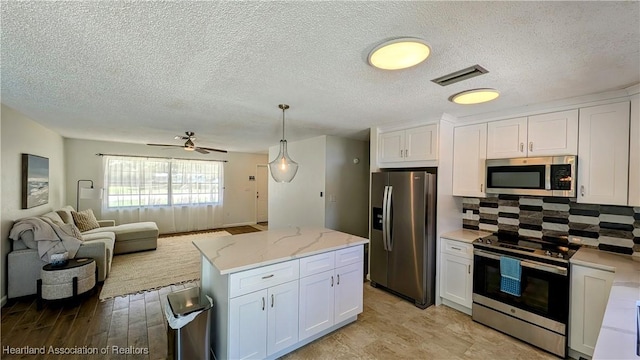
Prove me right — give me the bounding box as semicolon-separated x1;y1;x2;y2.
473;249;568;276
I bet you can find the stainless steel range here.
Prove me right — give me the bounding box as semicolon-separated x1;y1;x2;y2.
472;233;579;358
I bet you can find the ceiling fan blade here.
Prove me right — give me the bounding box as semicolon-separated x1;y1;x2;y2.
147;143;184;148
195;148;210;154
197;146;228;154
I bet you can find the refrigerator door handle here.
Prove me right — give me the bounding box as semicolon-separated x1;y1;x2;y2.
386;185;393;251
382;185;389;251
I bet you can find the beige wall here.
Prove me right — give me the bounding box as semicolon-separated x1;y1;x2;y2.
268;135;370;238
324;136;369;238
63;139;268;227
1;105;66;303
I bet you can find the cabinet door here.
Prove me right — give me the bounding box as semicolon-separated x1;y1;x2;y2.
298;270;334;340
578;102;630;205
527;109;578;156
379;130;405;163
334;262;363;323
405;125;438;161
487;117;527;159
229;290;268;360
440;253;472;308
569;265;614;356
453;123;487;197
267;281;299;356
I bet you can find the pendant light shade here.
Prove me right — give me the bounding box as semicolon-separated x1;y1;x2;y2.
269;104;299;183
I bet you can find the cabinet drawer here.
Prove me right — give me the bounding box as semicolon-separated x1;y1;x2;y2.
335;245;364;268
230;260;299;298
441;238;473;259
300;252;335;278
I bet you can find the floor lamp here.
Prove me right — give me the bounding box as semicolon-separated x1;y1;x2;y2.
76;179;101;211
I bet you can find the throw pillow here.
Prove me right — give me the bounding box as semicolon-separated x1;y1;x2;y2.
56;209;74;225
71;209;100;232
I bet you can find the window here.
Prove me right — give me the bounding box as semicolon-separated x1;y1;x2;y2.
104;156;222;208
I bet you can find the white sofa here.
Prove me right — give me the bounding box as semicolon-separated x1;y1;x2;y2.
7;206;159;299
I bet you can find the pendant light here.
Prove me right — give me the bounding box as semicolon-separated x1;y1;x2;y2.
269;104;299;183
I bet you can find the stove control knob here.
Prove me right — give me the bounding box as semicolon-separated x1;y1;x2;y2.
545;250;552;256
486;239;492;244
557;253;564;258
476;238;483;243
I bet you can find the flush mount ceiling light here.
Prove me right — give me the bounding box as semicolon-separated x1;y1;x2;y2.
368;38;431;70
449;88;500;105
269;104;299;183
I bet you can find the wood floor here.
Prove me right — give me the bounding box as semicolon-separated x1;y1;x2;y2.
2;224;556;360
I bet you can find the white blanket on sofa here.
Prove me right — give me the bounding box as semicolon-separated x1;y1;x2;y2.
9;217;83;262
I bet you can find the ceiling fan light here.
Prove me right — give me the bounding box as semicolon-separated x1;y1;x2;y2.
368;38;431;70
268;104;299;183
449;88;500;105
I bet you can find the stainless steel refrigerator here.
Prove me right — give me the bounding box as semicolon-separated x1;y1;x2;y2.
370;171;436;309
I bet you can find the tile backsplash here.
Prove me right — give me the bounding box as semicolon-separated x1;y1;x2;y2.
462;195;640;256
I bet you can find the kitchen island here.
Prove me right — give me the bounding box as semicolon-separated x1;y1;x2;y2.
192;227;369;360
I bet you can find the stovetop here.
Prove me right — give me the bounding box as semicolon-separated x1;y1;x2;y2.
473;232;578;263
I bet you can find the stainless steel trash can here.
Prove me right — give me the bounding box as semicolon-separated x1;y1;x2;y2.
166;287;213;360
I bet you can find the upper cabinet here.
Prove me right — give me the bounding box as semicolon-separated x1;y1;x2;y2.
578;102;630;206
378;124;437;164
486;110;578;159
453;123;487;197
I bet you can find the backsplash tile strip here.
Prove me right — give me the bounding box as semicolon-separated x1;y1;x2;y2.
463;195;640;256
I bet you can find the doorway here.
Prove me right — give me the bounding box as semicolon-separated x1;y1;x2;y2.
256;165;269;224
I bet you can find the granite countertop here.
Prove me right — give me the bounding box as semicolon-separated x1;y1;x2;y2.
192;227;369;275
440;229;492;243
571;247;640;359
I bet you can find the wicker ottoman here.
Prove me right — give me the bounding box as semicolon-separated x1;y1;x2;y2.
37;258;97;309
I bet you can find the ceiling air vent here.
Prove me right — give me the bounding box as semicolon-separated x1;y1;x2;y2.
431;65;489;86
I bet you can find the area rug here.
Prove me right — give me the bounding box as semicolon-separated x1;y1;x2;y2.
99;231;231;300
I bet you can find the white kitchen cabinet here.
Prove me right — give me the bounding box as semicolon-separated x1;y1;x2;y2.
527;110;578;156
378;124;437;164
267;281;299;355
379;130;405;163
229;289;268;360
629;93;640;206
569;264;614;357
229;280;300;359
487;117;528;159
486;110;578;159
578;102;630;205
439;237;473;312
453;123;487;197
298;270;335;340
299;247;364;341
334;262;364;323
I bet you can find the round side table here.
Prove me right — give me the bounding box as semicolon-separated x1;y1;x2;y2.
37;258;97;309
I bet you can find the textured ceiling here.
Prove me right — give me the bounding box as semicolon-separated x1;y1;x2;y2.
2;1;639;153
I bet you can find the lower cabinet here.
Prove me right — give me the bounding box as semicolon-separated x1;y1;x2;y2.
299;262;363;341
205;244;365;360
439;237;473;313
569;264;614;357
229;281;299;359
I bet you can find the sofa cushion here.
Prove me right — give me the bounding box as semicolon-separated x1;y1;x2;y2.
83;222;159;241
72;209;100;232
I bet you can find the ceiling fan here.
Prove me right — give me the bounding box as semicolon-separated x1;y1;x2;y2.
147;131;227;154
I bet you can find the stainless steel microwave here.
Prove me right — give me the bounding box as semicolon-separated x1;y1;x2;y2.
485;156;576;197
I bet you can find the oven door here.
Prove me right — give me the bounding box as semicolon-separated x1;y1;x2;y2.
472;249;569;325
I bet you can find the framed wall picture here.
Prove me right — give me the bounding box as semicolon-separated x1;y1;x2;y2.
22;154;49;209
